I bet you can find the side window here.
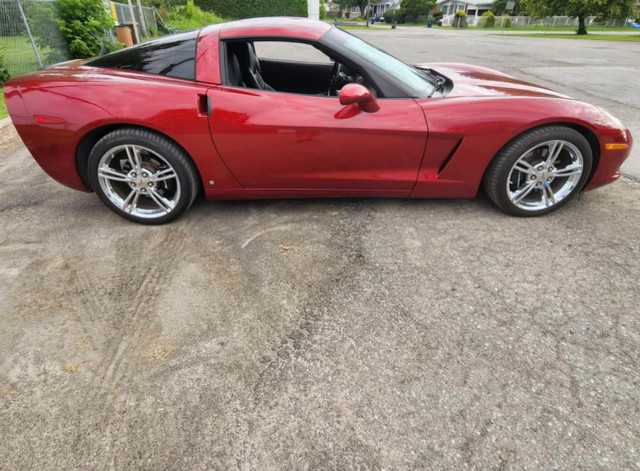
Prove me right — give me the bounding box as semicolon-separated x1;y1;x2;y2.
253;41;333;64
88;31;197;80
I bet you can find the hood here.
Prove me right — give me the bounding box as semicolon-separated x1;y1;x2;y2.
415;62;571;99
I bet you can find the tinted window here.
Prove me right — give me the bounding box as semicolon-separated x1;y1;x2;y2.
88;31;198;80
254;41;332;64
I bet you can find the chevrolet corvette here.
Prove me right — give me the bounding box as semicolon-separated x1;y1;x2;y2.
4;18;632;224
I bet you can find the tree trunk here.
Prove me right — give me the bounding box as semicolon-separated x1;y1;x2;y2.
577;15;587;35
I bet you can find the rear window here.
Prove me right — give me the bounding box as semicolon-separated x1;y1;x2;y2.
87;31;198;80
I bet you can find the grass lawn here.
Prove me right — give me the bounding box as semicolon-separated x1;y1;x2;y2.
439;25;633;32
505;33;640;42
0;90;7;119
1;35;41;78
339;25;393;30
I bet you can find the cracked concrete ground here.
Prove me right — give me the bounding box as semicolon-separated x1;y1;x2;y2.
1;29;640;470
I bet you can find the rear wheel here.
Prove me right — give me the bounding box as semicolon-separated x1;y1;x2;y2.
87;128;199;224
483;126;593;216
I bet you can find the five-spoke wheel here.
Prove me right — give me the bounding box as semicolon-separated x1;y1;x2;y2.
88;128;198;224
484;126;593;216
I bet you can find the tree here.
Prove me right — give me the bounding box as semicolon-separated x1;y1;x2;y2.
523;0;636;34
333;0;352;18
401;0;437;19
351;0;370;26
493;0;523;15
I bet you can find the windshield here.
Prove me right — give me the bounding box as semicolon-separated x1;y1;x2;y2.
323;28;436;97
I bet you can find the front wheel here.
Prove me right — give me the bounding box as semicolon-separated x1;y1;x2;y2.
483;126;593;217
87;128;199;224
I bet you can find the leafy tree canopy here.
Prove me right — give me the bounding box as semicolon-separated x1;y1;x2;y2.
523;0;636;33
493;0;523;15
401;0;437;18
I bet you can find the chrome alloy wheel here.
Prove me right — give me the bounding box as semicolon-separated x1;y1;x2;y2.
506;140;584;211
97;144;181;219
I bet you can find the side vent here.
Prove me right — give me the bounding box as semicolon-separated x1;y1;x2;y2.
437;138;463;176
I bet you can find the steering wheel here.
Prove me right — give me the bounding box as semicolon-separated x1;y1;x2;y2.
329;62;350;96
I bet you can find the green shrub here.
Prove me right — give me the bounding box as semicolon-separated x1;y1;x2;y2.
168;0;224;30
57;0;116;58
320;1;327;19
479;10;495;28
0;49;11;85
452;9;467;28
195;0;307;19
501;14;511;27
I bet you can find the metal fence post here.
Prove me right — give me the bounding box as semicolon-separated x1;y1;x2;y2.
17;0;43;68
136;0;147;38
127;0;140;43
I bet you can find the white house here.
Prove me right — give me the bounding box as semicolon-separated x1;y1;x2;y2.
324;0;402;19
437;0;494;25
371;0;403;18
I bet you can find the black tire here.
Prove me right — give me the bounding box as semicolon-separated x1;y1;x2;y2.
87;127;199;225
483;125;593;217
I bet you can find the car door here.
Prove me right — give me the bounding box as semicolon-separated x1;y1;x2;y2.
206;86;428;191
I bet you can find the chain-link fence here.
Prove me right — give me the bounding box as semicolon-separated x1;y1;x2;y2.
495;15;629;27
0;0;161;82
111;1;158;40
445;14;631;28
0;0;69;77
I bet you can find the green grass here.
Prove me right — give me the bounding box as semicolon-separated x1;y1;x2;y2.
0;89;7;119
338;25;393;30
1;35;43;77
444;25;632;31
166;4;225;31
506;33;640;41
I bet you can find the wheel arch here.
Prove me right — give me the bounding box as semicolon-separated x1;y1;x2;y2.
76;124;204;193
482;121;600;186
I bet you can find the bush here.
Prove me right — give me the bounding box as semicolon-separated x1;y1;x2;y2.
432;10;443;21
384;10;404;23
478;10;495;28
320;1;326;19
168;0;224;30
27;0;116;61
56;0;116;59
195;0;307;19
452;9;467;28
501;14;512;27
0;50;11;85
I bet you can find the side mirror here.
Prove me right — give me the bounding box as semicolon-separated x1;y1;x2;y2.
339;83;380;113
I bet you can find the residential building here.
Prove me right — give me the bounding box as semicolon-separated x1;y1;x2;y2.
436;0;494;25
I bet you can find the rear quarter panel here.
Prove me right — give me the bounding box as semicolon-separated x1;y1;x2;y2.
10;65;239;191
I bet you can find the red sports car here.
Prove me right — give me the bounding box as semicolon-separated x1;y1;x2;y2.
4;18;632;224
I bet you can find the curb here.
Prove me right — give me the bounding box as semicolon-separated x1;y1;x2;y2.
0;116;17;143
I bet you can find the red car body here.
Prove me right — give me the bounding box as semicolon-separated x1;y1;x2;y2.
4;18;633;202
